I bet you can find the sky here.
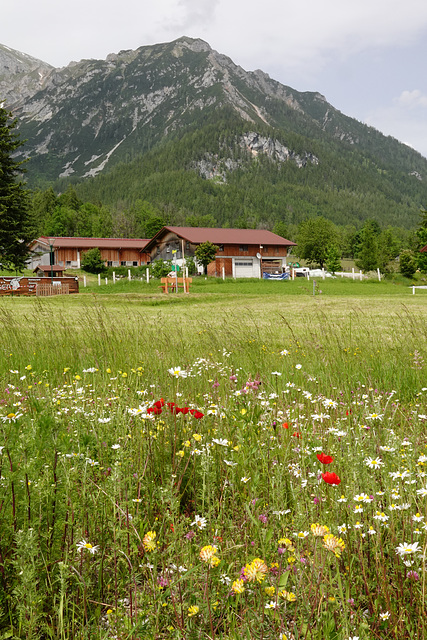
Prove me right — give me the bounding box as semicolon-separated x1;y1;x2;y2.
3;0;427;158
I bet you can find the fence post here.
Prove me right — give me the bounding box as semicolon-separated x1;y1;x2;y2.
98;273;101;286
222;266;225;280
128;269;131;282
352;268;355;280
413;286;416;295
359;271;362;281
105;277;108;285
146;268;149;284
113;271;116;284
83;275;87;287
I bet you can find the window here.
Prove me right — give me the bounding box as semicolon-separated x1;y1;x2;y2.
219;244;224;252
107;261;113;267
133;261;138;266
121;261;126;266
186;242;190;251
239;244;248;252
166;244;171;253
66;260;72;266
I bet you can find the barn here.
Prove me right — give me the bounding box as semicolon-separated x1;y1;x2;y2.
28;237;150;270
144;227;297;278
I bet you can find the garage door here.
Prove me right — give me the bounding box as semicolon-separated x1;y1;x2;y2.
234;259;255;278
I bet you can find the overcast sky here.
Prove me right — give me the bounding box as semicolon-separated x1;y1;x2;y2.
3;0;427;157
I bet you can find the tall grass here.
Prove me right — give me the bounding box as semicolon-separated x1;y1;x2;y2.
0;294;426;639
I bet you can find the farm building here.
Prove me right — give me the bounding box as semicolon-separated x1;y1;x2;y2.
33;264;67;277
143;227;297;278
28;237;150;270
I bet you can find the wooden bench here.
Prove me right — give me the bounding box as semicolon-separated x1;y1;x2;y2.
160;277;192;293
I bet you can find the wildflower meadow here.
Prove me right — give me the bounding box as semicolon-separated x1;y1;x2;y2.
0;288;426;639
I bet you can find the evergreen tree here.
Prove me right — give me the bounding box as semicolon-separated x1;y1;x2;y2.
399;250;417;278
355;222;379;273
325;244;342;274
0;106;35;270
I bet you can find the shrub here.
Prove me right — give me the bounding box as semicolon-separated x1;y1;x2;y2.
81;248;106;274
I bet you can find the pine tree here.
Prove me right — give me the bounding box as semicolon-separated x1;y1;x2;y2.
325;244;342;274
355;222;379;273
0;106;35;270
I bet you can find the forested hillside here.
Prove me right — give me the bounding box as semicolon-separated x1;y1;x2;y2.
61;111;426;232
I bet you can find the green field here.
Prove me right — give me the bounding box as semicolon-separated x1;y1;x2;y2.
0;280;426;639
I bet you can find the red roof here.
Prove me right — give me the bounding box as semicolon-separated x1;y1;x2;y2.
145;226;296;251
36;236;149;250
34;264;66;272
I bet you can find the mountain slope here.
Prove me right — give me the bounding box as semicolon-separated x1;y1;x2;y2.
2;37;427;229
0;43;53;108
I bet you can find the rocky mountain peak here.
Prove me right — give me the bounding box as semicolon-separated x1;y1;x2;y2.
0;43;53;109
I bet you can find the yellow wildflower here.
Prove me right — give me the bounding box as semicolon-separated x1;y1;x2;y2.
142;531;156;552
232;579;245;594
323;534;345;557
310;523;330;537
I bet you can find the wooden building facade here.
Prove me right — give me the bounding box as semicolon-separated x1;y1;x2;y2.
143;227;297;278
28;237;150;270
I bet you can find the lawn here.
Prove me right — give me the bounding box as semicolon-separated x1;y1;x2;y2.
0;281;426;639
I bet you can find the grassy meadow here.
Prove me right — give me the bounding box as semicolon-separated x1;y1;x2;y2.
0;279;426;639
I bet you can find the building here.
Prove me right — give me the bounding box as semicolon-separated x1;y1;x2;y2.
143;226;297;278
33;264;67;278
28;237;150;270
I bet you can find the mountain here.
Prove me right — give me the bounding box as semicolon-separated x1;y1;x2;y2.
2;37;427;230
0;43;53;107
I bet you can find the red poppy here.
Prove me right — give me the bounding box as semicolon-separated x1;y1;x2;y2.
190;409;204;419
148;406;162;415
166;402;176;411
180;407;190;415
292;431;301;438
322;472;341;485
317;453;334;465
282;422;289;429
154;398;165;409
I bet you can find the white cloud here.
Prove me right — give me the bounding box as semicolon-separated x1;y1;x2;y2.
394;90;427;109
365;97;427;158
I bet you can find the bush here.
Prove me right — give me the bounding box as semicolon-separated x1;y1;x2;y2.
185;257;197;276
150;259;172;279
81;248;106;274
